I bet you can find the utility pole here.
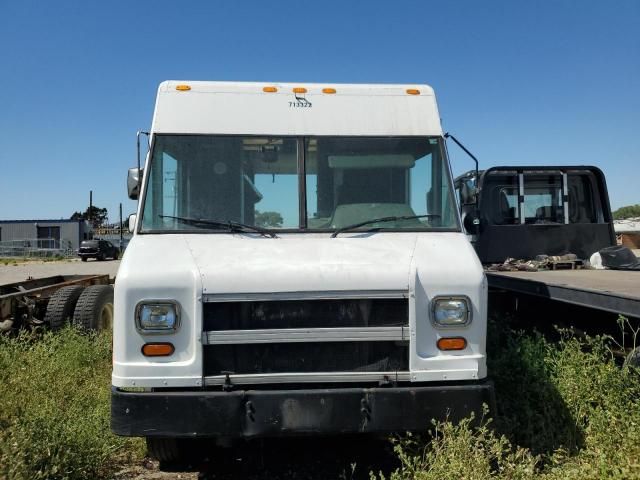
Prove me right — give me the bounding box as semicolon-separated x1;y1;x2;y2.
119;203;123;253
89;190;93;226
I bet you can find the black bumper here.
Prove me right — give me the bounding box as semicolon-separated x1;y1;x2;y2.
111;381;495;438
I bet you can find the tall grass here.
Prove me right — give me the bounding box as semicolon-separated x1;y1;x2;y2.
1;321;639;479
378;321;640;479
0;328;143;480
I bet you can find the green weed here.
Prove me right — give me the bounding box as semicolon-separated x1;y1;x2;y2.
0;328;144;480
378;320;640;479
1;319;639;479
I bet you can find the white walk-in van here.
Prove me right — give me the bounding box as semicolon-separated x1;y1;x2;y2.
112;81;494;461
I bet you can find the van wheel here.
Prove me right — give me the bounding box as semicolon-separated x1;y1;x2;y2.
146;438;183;463
73;285;114;331
81;257;87;262
44;286;85;330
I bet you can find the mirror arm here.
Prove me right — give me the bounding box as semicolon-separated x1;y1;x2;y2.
137;131;150;171
444;132;480;204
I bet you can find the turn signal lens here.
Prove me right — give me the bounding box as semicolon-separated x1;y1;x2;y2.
322;88;336;94
406;89;420;95
263;86;278;92
293;87;307;93
142;343;175;357
176;84;191;91
437;337;467;351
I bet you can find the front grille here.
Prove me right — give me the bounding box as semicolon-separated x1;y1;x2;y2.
203;298;408;330
203;298;409;384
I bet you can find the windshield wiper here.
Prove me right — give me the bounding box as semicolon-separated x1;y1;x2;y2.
331;215;440;238
159;215;277;238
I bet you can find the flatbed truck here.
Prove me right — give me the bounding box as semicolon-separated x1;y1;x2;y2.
454;166;639;326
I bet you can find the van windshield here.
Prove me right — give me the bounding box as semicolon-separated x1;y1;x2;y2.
139;135;459;233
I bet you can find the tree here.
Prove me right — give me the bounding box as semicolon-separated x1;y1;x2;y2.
255;210;283;228
613;204;640;220
70;206;108;228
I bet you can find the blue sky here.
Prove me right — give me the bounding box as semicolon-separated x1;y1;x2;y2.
0;0;638;222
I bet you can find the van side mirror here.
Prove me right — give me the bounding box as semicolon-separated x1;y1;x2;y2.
460;180;478;206
128;214;137;233
127;168;142;200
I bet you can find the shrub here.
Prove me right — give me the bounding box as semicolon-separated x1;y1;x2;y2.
375;416;537;480
0;328;143;480
379;322;640;479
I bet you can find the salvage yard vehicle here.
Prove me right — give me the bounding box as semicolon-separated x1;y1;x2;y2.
0;275;114;332
111;81;495;461
78;239;119;262
454;165;640;365
454;166;616;264
454;166;639;329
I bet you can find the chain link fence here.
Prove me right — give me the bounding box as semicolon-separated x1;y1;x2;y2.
0;238;75;258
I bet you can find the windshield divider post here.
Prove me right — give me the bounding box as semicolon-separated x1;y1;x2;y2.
297;137;307;229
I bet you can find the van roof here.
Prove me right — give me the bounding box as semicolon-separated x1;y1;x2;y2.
151;81;443;137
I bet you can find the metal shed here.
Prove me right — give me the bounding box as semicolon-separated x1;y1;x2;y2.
0;219;92;256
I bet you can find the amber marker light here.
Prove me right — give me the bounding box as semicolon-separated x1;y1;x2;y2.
293;87;307;94
263;86;278;93
437;337;467;351
142;343;175;357
322;88;337;94
175;84;191;91
406;89;420;95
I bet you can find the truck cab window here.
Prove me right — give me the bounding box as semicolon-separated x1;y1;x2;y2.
522;176;564;224
485;174;565;225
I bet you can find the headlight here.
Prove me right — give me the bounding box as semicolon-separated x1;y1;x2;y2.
136;301;180;333
432;297;471;327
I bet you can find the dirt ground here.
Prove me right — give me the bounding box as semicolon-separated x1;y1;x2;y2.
0;258;120;284
113;437;399;480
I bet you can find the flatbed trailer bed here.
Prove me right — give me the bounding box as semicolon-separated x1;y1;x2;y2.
487;270;640;319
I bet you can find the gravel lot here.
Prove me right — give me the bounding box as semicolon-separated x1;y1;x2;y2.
2;251;635;287
0;259;120;284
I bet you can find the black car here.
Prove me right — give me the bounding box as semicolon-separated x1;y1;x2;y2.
78;239;119;261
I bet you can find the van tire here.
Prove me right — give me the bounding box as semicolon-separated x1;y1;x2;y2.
44;286;85;330
146;438;182;463
72;285;114;331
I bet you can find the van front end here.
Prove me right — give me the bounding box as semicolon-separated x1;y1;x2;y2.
111;232;494;439
112;81;494;448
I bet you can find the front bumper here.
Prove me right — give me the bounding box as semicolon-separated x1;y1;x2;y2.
111;381;495;438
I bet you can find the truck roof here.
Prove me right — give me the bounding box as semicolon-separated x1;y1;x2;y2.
151;80;442;137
